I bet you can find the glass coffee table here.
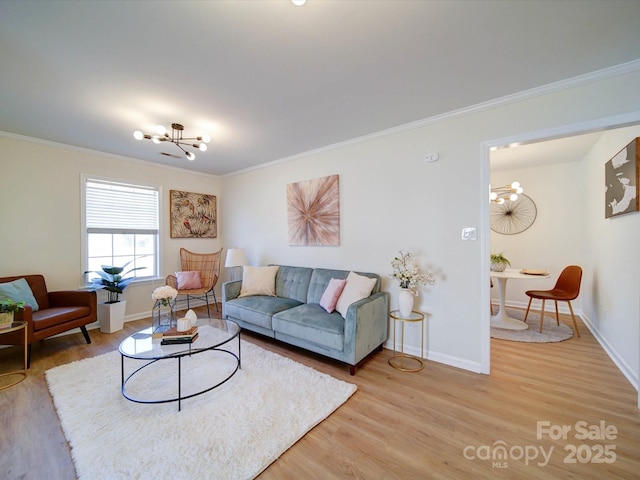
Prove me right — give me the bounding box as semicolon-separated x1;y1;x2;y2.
119;318;240;411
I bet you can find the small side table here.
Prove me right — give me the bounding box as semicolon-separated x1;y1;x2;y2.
388;310;425;372
0;321;28;389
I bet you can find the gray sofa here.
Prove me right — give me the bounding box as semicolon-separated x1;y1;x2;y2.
222;265;389;375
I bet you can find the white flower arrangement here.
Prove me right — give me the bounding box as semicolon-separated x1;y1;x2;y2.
151;286;178;306
390;250;435;295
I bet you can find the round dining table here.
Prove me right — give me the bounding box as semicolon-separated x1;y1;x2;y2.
490;268;550;330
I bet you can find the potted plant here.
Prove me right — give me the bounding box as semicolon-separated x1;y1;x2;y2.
85;260;145;333
0;299;25;328
490;252;511;272
390;250;436;317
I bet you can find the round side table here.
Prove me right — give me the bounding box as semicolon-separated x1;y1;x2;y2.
388;310;425;372
0;321;28;389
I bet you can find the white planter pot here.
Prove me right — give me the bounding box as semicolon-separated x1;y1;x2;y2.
490;262;507;272
397;289;414;317
98;300;126;333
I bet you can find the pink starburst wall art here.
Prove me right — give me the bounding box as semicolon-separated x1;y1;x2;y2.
287;175;340;246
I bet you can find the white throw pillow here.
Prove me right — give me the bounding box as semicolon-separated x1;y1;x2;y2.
335;271;377;317
239;266;279;297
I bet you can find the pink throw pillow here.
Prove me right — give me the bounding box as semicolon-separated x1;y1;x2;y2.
319;278;347;313
176;271;203;290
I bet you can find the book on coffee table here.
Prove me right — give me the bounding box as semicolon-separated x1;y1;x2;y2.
161;333;199;345
152;325;198;340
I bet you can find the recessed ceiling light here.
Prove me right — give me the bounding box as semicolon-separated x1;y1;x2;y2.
292;0;306;6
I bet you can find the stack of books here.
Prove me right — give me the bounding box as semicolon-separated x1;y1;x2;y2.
154;325;199;345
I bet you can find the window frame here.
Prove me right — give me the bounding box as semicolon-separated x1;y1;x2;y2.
81;174;164;287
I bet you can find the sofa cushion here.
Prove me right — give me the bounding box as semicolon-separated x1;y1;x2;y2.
176;271;202;290
319;278;346;313
239;266;279;297
273;265;313;302
225;296;302;330
335;271;377;317
273;303;344;351
0;277;40;312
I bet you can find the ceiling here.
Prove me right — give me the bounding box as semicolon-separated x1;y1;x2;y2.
1;0;640;176
490;131;605;172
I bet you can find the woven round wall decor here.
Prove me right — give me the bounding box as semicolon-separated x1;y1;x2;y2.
490;194;537;235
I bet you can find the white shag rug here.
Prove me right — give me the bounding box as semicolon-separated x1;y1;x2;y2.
491;308;574;343
46;332;357;480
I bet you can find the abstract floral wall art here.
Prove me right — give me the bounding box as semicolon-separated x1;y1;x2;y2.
170;190;217;238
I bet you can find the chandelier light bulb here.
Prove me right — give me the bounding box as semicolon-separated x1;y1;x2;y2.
516;187;524;194
510;193;518;201
133;130;144;140
155;125;167;135
186;151;195;161
511;181;520;190
201;134;211;143
497;198;505;204
152;135;161;144
489;192;498;201
199;143;208;152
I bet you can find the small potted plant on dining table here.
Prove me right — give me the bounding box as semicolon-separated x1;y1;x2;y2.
0;299;25;329
490;252;511;272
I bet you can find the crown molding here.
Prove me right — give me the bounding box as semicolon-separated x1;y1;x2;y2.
223;59;640;178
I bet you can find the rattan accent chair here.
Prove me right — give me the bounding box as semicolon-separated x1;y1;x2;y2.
523;265;582;337
166;247;222;317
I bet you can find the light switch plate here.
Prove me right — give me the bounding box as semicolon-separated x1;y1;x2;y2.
461;227;477;240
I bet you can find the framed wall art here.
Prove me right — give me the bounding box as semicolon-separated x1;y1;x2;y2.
287;174;340;246
605;137;639;218
170;190;217;238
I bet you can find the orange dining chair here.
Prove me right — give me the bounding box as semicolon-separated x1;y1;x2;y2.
166;247;222;317
523;265;582;337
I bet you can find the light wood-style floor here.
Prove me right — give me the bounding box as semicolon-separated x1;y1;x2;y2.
1;306;639;479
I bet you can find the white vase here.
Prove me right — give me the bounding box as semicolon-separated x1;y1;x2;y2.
398;289;414;317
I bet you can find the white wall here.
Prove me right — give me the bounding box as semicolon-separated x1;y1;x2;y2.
490;160;585;308
0;136;222;320
584;127;640;386
490;125;640;388
222;66;640;375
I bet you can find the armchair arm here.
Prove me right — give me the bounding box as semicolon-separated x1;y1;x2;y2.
49;290;97;322
343;291;389;365
13;306;35;340
49;290;96;308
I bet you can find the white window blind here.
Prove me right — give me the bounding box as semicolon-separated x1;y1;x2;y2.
86;179;159;234
84;176;160;282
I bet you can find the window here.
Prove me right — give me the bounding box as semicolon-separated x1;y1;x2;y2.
84;176;159;283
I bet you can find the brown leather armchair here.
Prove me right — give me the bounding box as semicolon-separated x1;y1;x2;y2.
0;275;96;367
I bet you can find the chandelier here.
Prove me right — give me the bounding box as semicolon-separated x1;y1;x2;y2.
133;123;210;161
490;181;523;204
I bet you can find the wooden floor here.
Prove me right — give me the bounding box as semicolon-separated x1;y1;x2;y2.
1;307;639;479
